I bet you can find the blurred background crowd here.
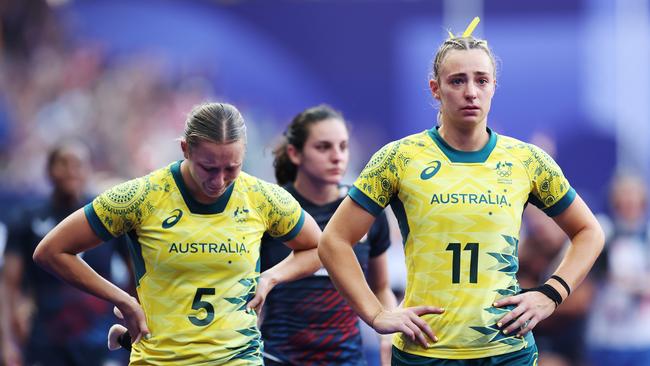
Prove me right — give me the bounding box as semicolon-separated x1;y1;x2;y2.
0;0;649;365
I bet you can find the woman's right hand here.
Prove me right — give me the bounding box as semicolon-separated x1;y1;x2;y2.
371;306;444;348
115;296;150;344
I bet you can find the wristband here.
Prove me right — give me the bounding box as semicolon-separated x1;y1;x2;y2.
535;284;563;307
521;284;563;307
118;331;132;351
550;274;571;296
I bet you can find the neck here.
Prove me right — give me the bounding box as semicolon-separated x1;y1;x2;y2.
438;121;489;151
293;174;340;206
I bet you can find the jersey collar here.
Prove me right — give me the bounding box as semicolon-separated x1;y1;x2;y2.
427;126;497;163
170;160;235;214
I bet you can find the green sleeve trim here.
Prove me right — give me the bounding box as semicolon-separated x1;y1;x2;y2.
276;209;305;242
543;188;577;217
389;195;410;245
348;186;383;217
83;203;114;242
126;231;146;287
526;194;544;210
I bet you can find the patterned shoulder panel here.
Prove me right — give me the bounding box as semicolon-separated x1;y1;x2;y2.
92;168;169;236
501;136;571;209
240;173;302;238
354;133;424;207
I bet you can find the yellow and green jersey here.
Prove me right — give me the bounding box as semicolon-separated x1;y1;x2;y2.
84;161;304;365
350;127;575;360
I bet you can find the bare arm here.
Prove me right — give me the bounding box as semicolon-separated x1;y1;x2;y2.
247;212;322;312
496;194;604;335
368;252;399;314
549;195;605;295
32;208;150;343
319;197;443;348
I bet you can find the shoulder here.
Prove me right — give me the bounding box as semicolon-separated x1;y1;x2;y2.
496;134;559;170
236;171;278;193
384;130;433;156
235;172;295;204
497;134;552;160
93;164;172;216
363;131;432;171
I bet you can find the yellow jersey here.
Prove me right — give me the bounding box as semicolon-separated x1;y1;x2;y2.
85;161;305;365
350;127;575;359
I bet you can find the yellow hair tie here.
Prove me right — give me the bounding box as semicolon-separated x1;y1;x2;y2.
462;16;480;37
447;16;481;39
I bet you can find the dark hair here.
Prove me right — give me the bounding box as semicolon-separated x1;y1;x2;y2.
183;102;246;148
273;104;344;186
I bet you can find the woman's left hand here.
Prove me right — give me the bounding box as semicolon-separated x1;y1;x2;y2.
247;273;276;314
493;291;556;336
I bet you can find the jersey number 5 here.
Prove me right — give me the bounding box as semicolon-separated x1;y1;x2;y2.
189;288;215;326
446;243;479;284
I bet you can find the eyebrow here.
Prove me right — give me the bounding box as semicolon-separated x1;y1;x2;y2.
448;71;491;78
200;161;242;168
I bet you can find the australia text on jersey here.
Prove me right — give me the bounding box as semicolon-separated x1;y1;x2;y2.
429;192;510;206
168;240;249;254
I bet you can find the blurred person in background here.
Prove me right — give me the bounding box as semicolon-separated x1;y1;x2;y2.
261;105;396;366
586;174;650;366
0;140;130;366
319;17;604;365
32;102;322;366
518;206;595;366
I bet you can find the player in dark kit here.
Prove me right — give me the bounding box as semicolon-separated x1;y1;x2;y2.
1;142;129;366
261;105;396;365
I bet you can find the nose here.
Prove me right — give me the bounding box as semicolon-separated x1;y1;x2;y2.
330;146;345;163
464;82;478;100
209;172;225;187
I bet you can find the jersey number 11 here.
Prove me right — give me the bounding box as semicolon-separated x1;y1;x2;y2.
446;243;479;284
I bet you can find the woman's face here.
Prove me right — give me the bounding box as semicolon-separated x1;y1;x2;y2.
430;48;496;128
48;147;89;197
183;139;245;202
293;118;349;186
611;177;647;222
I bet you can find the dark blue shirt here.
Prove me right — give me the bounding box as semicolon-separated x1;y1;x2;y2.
260;185;391;366
5;197;128;354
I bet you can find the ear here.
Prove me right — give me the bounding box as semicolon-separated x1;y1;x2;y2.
286;144;301;165
429;79;441;100
181;140;190;159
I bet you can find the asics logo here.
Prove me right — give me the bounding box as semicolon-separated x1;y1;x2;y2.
420;160;441;180
162;209;183;229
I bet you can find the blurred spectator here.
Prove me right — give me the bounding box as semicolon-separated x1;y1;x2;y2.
0;141;130;366
0;0;62;58
517;132;595;366
586;174;650;366
518;206;595;366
